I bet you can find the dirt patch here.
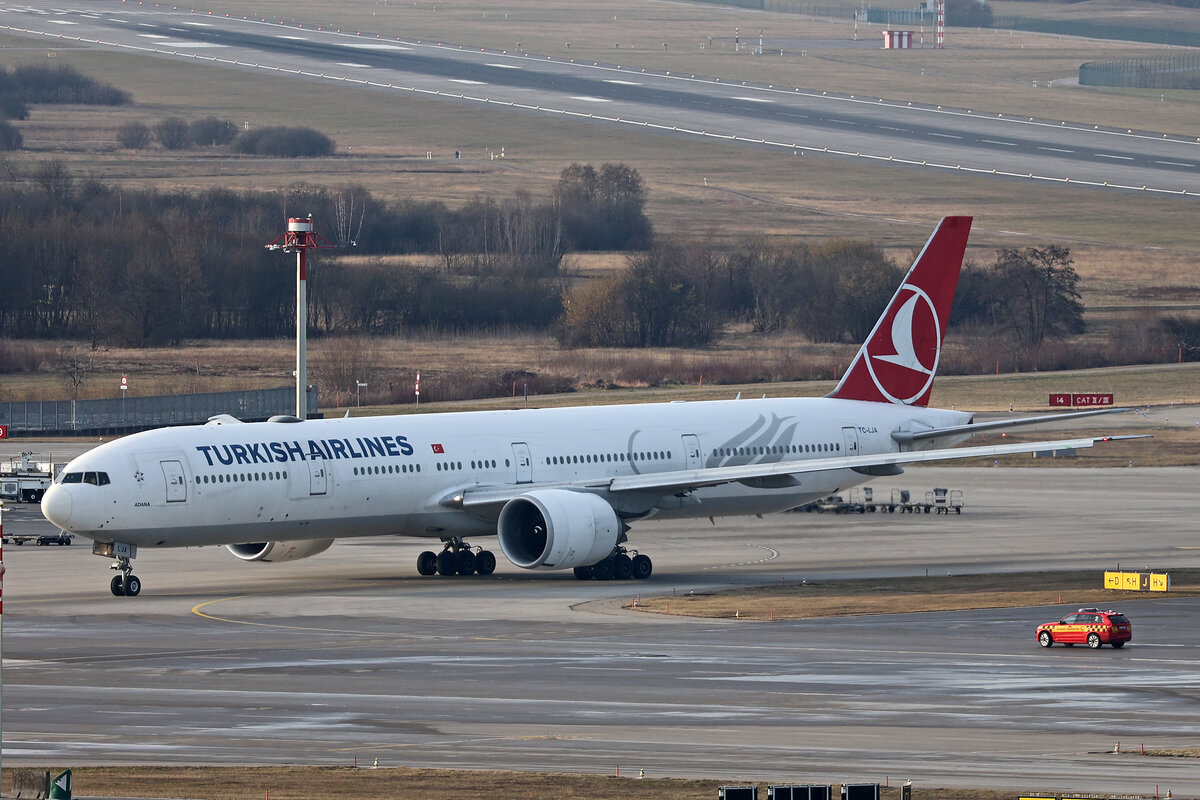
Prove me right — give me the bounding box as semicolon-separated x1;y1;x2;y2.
0;765;1112;800
628;569;1200;620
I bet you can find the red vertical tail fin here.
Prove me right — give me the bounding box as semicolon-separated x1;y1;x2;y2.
829;216;972;407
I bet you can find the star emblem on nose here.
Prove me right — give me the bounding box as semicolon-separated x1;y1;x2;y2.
134;471;144;483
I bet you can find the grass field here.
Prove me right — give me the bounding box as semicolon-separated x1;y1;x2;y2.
0;765;1095;800
628;569;1200;620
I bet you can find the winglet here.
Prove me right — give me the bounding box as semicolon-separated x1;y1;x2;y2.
829;216;972;406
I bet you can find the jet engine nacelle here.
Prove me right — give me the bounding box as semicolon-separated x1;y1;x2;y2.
226;539;334;563
497;489;621;570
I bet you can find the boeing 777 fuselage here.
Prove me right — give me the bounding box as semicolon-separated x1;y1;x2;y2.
40;217;1130;596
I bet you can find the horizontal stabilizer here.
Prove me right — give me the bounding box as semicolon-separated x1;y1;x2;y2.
892;406;1135;444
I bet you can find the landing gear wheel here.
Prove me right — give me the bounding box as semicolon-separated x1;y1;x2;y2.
1038;631;1053;648
475;550;497;576
436;550;459;576
457;550;477;576
417;551;439;576
110;575;126;596
573;565;594;580
1087;633;1102;649
631;554;653;580
613;553;633;580
592;558;615;581
123;575;142;597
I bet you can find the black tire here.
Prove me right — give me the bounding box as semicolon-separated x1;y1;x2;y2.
614;554;633;580
475;550;497;576
1112;640;1125;648
631;554;653;580
592;558;615;581
573;565;593;580
416;550;439;576
31;490;44;503
15;539;23;545
1087;633;1102;649
37;539;46;546
110;575;126;596
1038;631;1053;648
436;550;459;576
457;550;477;576
124;575;142;597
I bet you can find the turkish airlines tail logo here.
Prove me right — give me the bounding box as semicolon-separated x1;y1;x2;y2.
829;216;972;407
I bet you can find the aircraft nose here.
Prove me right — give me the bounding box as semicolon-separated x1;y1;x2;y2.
41;484;73;529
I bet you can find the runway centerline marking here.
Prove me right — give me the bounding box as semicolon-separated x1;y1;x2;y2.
930;132;961;139
1096;153;1133;161
981;139;1017;146
1038;146;1073;153
1155;160;1194;167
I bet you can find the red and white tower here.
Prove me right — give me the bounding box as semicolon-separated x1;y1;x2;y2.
936;0;946;48
266;217;333;420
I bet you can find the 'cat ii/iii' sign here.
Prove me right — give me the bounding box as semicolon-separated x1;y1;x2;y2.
1049;393;1114;407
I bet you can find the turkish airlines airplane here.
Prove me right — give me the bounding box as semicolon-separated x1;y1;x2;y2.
41;216;1128;597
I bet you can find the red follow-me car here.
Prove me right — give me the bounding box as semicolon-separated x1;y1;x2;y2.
1037;608;1132;649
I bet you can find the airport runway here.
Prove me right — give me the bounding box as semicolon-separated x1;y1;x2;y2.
2;3;1200;196
2;451;1199;794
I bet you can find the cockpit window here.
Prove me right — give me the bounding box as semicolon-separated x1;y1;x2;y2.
60;471;109;486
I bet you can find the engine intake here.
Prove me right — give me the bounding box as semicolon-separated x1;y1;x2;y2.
497;489;621;570
227;539;334;563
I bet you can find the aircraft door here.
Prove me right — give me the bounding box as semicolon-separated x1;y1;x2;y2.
160;460;187;503
841;427;860;458
511;442;532;484
308;454;328;495
682;434;702;470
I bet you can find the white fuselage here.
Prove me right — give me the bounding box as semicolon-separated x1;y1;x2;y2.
42;396;971;550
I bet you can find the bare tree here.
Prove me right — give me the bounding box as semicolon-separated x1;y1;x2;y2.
55;346;93;400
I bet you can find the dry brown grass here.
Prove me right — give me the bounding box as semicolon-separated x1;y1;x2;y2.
629;569;1200;621
0;765;1137;800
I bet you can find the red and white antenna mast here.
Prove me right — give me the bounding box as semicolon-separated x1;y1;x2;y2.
936;0;945;48
266;216;333;420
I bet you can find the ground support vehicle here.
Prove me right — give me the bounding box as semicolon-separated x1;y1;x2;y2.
1037;608;1132;649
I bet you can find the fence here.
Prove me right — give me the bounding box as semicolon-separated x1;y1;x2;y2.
0;386;319;435
1080;52;1200;89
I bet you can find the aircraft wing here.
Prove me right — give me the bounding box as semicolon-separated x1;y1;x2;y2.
453;434;1141;510
892;407;1135;444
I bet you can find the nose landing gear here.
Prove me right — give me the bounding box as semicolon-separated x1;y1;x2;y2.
109;556;142;597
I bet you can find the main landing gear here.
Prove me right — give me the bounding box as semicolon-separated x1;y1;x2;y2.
573;547;652;581
417;539;497;577
110;556;142;597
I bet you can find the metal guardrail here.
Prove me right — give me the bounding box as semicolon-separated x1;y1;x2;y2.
0;386;319;435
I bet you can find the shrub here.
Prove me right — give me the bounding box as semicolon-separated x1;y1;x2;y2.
13;64;130;105
233;126;334;157
154;117;190;151
189;116;237;147
116;121;151;149
0;120;21;150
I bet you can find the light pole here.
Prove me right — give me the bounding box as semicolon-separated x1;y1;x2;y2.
266;217;333;420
